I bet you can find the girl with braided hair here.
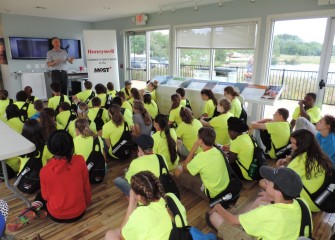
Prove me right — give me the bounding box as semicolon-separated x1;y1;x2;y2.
106;171;172;240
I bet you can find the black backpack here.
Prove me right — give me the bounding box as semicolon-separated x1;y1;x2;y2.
185;99;192;111
248;136;267;180
84;91;96;104
209;146;242;208
165;193;192;240
19;102;29;122
64;110;77;131
111;122;133;159
239;104;247;125
157;154;180;199
14;147;44;194
303;168;335;213
86;137;106;184
104;94;113;110
94;108;104;132
296;198;313;238
26;96;35;104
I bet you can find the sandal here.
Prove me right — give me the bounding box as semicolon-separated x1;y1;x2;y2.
7;208;36;232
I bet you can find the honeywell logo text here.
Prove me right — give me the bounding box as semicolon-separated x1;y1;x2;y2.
88;49;114;54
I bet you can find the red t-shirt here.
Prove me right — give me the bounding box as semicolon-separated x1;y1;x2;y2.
40;155;91;220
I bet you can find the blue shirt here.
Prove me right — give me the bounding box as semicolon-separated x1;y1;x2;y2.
316;132;335;167
30;112;40;120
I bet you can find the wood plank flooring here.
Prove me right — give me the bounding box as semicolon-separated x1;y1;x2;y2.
1;158;334;240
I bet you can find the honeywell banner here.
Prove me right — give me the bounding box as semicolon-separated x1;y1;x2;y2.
83;30;120;90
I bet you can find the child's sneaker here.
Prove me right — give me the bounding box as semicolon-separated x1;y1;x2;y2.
7;208;36;232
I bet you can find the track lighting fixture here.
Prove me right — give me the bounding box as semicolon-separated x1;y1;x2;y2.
193;1;198;11
218;0;223;7
171;4;176;13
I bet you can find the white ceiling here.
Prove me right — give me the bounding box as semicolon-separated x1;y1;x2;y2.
0;0;228;22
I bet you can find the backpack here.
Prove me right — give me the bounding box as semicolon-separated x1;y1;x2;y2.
111;122;133;159
165;193;192;240
247;135;268;180
104;94;113;110
303;168;335;213
26;96;35;104
209;146;242;208
185;99;192;111
296;199;312;239
64;110;77;131
84;91;96;104
94;108;104;132
239;104;247;125
19;102;29;122
86;137;106;184
166;193;217;240
14;147;44;194
157;154;180;199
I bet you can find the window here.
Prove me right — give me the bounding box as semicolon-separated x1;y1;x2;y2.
176;21;257;82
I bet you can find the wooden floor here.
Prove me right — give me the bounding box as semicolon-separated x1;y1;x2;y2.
1;158;334;240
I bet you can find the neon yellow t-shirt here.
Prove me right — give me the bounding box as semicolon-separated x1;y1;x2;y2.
230;134;254;180
102;120;125;156
203;99;215;118
122;101;133;113
292;106;321;124
176;119;203;153
6;157;20;172
152;129;179;171
107;90;117;98
14;101;37;118
73;136;104;161
87;107;110;125
169;105;182;126
230;97;242;118
144;101;159;120
0;99;12;121
47;95;71;110
187;147;229;198
287;153;325;212
56;111;72;130
88;93;107;108
75;90;94;103
68;118;97;138
209;112;233;146
6;117;24;133
265;121;291;159
239;199;312;240
122;198;172;240
150;89;157;102
125;154;167;182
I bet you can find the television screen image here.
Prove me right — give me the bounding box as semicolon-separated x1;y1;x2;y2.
9;37;50;59
59;39;81;59
0;38;8;64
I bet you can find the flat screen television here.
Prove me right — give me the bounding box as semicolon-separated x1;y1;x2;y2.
9;37;82;60
9;37;50;59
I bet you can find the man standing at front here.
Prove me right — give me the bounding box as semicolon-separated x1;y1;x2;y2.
47;37;74;95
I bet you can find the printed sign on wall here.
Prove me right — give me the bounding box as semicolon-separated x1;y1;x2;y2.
83;30;120;90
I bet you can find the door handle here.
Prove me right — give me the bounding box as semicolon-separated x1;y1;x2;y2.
319;79;326;90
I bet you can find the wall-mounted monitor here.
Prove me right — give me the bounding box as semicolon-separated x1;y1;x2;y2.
9;37;82;60
56;39;82;59
9;37;50;59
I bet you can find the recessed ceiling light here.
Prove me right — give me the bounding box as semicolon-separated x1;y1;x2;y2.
103;6;111;10
35;6;47;9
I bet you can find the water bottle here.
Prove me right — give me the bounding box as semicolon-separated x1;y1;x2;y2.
248;158;258;179
314;183;335;206
210;193;232;208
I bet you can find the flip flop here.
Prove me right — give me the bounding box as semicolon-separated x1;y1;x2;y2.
6;208;36;232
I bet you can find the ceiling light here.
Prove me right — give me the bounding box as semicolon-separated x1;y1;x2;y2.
35;6;47;10
158;7;162;15
193;2;198;11
218;0;223;7
250;0;256;2
171;5;176;13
